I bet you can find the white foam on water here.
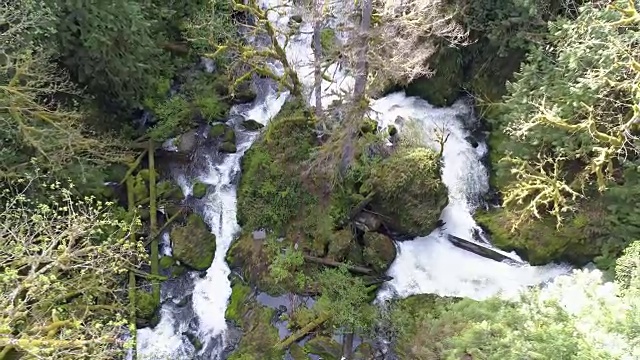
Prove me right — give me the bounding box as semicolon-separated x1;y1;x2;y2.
371;93;571;301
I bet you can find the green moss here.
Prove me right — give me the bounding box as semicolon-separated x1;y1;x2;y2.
226;283;252;324
159;256;175;269
209;123;226;137
327;229;354;261
289;343;308;360
220;141;237;153
359;118;377;134
223;125;236;143
367;147;448;235
387;125;398;137
183;332;203;351
170;214;216;270
192;181;207;198
132;174;148;203
304;336;342;360
136;290;158;320
405;47;463;107
362;232;396;272
476;207;605;265
227;298;284;360
237;100;317;232
227;233;281;294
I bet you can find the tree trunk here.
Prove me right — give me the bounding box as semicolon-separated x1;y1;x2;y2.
149;141;160;303
353;0;372;101
126;176;137;360
303;255;375;275
275;312;331;350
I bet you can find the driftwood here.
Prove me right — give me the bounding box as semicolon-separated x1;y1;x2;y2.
303;255;375;275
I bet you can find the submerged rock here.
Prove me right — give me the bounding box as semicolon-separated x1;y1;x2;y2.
170;214;216;270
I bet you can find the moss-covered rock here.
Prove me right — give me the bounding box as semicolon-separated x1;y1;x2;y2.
304;336;342;360
359;118;378;134
353;343;375;360
241;119;264;131
227;296;284;360
405;47;463;107
476;207;606;266
135;290;158;320
170;214;216;271
232;87;257;104
209;123;226;137
367;147;448;236
192;181;207;198
327;229;354;261
159;256;175;269
157;180;184;201
177;129;198;153
363;232;396;272
226;283;252;324
220;141;237;153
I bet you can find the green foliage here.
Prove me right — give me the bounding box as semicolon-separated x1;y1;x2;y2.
367;147;447;235
319;28;338;55
196;93;229;123
0;180;146;359
148;96;193;141
485;2;640;265
316;267;376;333
268;246;308;290
616;241;640;294
49;0;175;112
170;213;216;270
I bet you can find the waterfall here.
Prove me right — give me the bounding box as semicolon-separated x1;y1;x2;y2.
137;0;570;358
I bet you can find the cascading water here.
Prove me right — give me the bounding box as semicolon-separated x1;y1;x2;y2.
371;94;571;301
138;0;572;358
137;86;288;359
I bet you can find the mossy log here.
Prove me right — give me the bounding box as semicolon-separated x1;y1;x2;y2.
275;312;331;350
303;255;375;275
149;141;160;303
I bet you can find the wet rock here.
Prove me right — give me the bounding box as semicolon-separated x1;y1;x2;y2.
464;135;479;148
183;331;203;351
177;129;198;153
354;212;382;232
362;232;396;272
192;181;207;198
304;336;342;360
220;141;237;153
170;214;216;271
290;14;303;23
232;86;257;104
209;123;226;138
252;229;267;240
241;119;265;131
387;125;398;137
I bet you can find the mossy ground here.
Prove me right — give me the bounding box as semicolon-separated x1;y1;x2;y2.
226;285;284;360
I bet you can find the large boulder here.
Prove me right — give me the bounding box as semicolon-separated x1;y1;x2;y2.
366;147;448;236
177;129;198;153
241;119;264;131
170;214;216;270
362;232;396;272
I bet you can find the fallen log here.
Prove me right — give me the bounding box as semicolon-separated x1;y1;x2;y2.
275;312;330;350
446;234;525;264
303;255;375;275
